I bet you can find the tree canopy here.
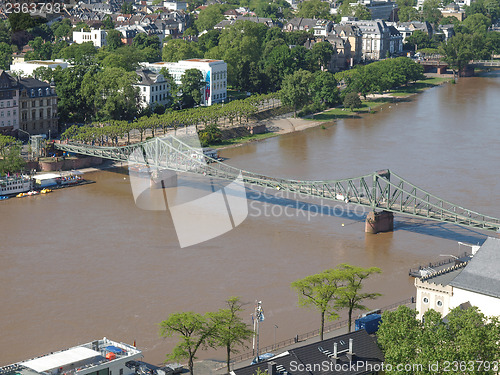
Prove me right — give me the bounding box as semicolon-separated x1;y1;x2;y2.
377;305;500;375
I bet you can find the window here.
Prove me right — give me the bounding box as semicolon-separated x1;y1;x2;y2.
423;297;429;304
436;300;443;307
47;109;51;118
119;369;123;375
0;111;3;117
40;109;44;119
39;100;43;106
7;111;10;116
13;100;16;105
7;101;10;107
22;102;26;109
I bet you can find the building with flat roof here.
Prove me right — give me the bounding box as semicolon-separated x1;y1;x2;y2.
73;28;107;48
0;338;142;375
142;59;227;106
9;60;69;77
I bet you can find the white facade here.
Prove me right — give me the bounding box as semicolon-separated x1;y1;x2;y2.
450;288;500;317
73;29;107;48
415;238;500;320
9;59;68;77
0;70;19;134
134;69;170;109
143;59;227;106
163;1;187;10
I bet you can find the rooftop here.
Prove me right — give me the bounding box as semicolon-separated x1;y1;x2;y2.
419;262;468;286
0;338;142;375
450;237;500;298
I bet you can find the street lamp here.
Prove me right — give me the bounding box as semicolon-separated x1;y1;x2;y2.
274;324;278;349
17;129;33;159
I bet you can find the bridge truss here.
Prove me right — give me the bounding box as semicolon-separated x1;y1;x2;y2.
56;137;500;232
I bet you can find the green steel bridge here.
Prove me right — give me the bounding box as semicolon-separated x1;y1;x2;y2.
55;137;500;232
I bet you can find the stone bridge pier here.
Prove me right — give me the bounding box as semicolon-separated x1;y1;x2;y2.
365;211;394;234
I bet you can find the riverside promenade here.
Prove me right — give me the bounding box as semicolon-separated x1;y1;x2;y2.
192;298;415;375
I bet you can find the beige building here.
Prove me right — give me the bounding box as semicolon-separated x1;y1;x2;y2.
415;237;500;320
18;78;58;137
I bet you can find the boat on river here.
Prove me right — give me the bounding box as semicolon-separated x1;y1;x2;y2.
0;175;33;196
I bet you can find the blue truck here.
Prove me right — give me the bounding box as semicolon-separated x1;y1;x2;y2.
354;314;382;334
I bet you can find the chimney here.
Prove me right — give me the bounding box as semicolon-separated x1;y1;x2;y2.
267;362;277;375
346;338;356;362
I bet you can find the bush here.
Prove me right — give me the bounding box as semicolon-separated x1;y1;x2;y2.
297;102;325;117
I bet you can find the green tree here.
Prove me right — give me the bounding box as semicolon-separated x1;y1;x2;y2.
25;37;53;60
0;42;12;71
405;30;434;51
377;305;500;375
311;71;340;106
53;65;98;123
297;0;331;19
57;42;97;65
198;123;222;146
159;312;216;375
102;15;114;30
460;12;491;34
0;20;11;45
8;13;37;32
334;264;381;332
343;92;362;111
195;4;226;32
280;70;314;115
422;0;442;25
311;41;334;71
212;297;253;372
439;33;474;77
0;135;25;174
121;1;134;14
162;39;203;62
398;6;421;22
106;29;124;51
81;67;140;121
291;267;344;340
180;68;204;108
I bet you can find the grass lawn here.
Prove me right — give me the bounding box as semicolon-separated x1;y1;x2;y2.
209;132;278;148
227;89;248;101
388;77;452;96
312;98;393;121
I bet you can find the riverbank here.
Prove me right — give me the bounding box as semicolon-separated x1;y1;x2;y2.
62;74;453;173
214;74;453;150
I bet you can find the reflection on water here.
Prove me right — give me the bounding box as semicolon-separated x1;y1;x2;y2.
1;75;499;365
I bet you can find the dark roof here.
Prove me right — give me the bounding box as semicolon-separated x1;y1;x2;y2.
450;237;500;298
232;330;384;375
19;77;50;89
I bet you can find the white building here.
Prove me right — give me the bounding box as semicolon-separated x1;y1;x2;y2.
9;59;69;77
163;1;187;11
0;70;19;135
0;338;142;375
134;69;170;109
415;237;500;320
143;59;227;106
73;28;107;48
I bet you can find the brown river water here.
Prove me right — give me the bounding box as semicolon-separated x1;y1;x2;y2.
1;72;500;366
